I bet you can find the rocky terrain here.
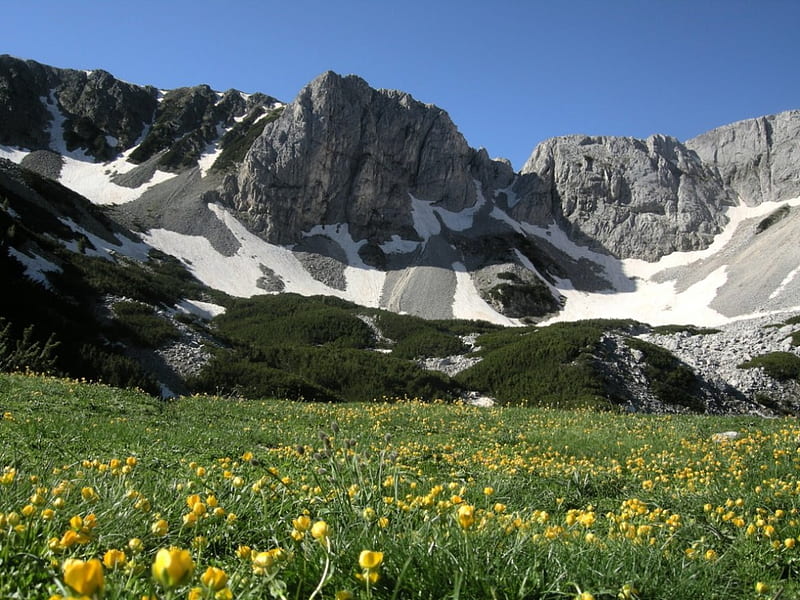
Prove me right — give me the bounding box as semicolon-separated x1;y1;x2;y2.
1;54;799;412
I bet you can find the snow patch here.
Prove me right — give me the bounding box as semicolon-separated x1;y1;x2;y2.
0;144;28;163
410;194;441;238
8;248;61;288
58;217;151;261
379;235;421;255
144;204;386;307
770;266;800;300
451;262;518;326
176;299;226;320
58;154;176;205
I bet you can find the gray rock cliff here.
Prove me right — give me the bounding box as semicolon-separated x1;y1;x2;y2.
686;110;800;205
225;71;514;245
516;134;735;260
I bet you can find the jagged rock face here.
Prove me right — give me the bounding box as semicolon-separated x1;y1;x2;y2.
686;110;800;205
0;54;158;160
227;71;514;245
517;134;735;260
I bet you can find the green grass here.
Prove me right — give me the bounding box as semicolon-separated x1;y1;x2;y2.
2;372;798;599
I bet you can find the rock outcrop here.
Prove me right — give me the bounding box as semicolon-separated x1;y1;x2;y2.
225;71;514;245
516;134;735;260
686;110;800;205
0;54;158;159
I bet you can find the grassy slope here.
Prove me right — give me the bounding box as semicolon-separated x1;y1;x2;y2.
1;372;799;599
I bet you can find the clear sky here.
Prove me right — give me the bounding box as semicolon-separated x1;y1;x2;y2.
4;0;799;170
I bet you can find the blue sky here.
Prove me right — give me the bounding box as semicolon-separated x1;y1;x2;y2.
4;0;799;169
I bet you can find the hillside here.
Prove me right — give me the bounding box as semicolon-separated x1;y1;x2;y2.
0;55;799;412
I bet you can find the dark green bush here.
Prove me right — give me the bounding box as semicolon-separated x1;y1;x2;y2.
111;301;180;348
739;352;800;381
392;330;467;359
626;338;703;411
456;321;609;406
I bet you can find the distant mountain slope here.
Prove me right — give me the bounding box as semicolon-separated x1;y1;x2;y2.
1;54;799;328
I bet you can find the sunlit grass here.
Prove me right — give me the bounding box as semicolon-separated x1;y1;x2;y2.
1;372;798;599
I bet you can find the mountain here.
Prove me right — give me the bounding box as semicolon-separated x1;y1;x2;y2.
1;55;799;412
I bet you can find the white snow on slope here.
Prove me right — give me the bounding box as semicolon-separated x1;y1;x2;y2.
451;262;518;325
0;145;28;163
541;198;800;327
59;217;151;261
770;266;800;300
8;248;61;289
59;155;176;205
176;299;226;319
143;204;388;305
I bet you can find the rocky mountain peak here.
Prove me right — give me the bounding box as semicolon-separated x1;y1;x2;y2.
225;70;513;245
516;132;734;260
686;109;800;205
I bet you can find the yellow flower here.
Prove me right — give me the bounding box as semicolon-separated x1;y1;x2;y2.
755;581;770;595
103;548;127;569
152;547;195;588
62;558;104;596
187;587;203;600
293;515;311;531
235;545;252;560
358;550;384;570
311;520;330;540
483;486;494;496
81;486;99;502
335;591;354;600
215;588;233;600
128;538;144;553
200;566;228;591
457;505;475;529
151;519;169;536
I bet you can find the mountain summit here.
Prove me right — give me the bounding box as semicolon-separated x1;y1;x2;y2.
1;55;799;327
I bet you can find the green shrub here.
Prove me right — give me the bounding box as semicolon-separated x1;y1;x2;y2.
215;295;374;350
111;301;180;348
392;330;467;359
652;324;721;336
739;352;800;381
626;338;703;411
0;318;59;374
456;321;610;406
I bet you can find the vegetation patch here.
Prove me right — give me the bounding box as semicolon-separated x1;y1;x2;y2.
2;372;798;599
211;106;284;172
652;324;721;336
110;301;180;348
625;338;704;411
755;205;791;234
738;351;800;381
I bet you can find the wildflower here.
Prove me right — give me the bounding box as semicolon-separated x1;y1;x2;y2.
151;519;168;536
618;583;639;599
336;591;354;600
235;545;252;560
484;486;494;495
152;547;194;588
128;538;144;553
81;486;99;502
359;550;384;570
103;549;127;569
311;520;330;541
457;505;475;529
755;582;770;595
200;566;228;590
293;515;311;532
62;558;104;597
